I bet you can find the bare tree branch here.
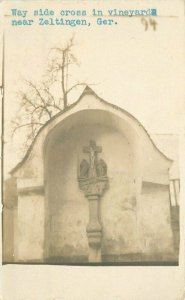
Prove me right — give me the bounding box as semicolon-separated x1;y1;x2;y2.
12;36;88;153
12;122;44;136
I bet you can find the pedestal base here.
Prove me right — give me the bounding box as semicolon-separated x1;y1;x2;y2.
89;246;101;262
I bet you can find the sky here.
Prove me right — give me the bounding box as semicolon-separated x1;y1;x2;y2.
2;0;185;176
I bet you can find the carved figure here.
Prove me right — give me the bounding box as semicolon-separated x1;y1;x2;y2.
96;158;107;177
79;140;108;179
79;159;89;178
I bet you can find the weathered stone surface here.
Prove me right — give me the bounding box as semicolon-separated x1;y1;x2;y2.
16;193;45;262
138;182;174;254
3;177;18;262
4;87;177;264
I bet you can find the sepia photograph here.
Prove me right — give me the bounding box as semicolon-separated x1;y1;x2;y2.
2;1;181;266
1;0;185;299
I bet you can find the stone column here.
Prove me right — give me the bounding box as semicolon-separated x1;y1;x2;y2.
78;140;108;263
86;194;102;262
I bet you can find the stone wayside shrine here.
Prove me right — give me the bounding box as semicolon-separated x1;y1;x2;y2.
3;86;179;264
78;140;108;262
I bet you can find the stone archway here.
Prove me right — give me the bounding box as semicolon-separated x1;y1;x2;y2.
44;109;141;263
10;87;174;264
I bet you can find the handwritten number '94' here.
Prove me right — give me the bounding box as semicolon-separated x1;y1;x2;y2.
141;18;157;31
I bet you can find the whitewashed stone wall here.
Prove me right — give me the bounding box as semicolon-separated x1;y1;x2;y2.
10;89;174;262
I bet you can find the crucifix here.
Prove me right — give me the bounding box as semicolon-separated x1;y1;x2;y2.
78;140;108;263
83;140;102;178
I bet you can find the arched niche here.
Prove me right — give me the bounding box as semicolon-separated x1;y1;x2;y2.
11;87;172;263
43;109;143;262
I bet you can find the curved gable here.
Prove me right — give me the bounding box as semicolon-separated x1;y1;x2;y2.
11;86;172;181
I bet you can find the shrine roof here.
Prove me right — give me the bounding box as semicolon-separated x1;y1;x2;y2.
10;85;172;175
